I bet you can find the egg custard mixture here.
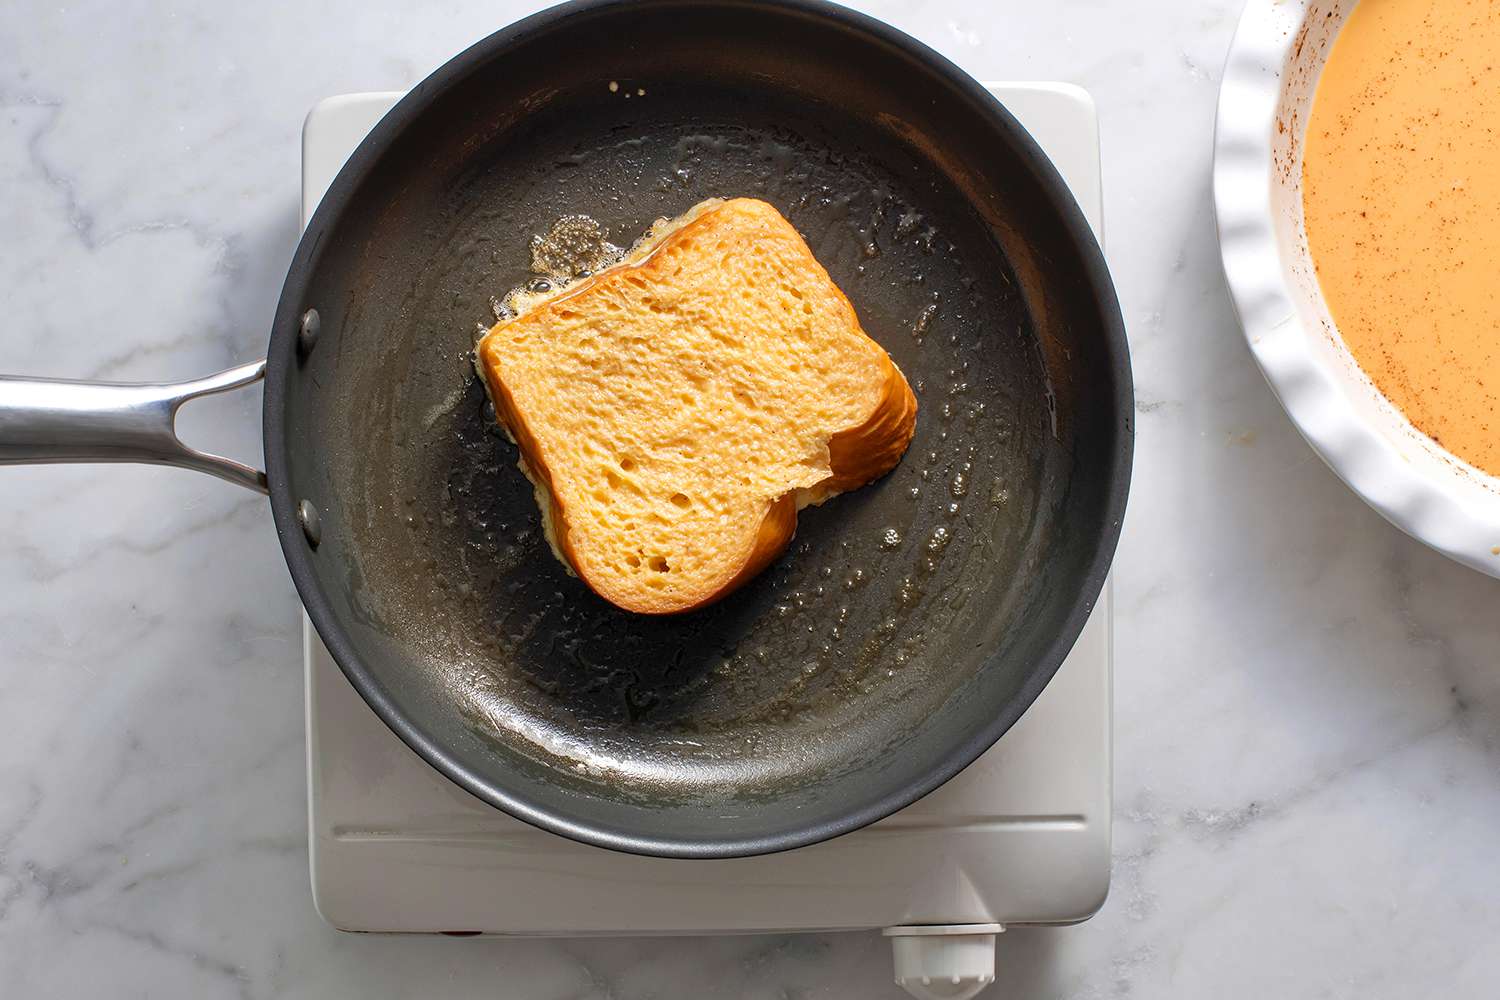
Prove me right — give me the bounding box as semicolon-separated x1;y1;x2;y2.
1303;0;1500;475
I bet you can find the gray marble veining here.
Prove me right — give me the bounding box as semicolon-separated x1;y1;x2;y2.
2;1;1498;996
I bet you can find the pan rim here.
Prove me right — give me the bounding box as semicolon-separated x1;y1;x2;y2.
264;0;1133;859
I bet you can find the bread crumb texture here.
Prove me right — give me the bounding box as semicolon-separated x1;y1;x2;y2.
478;198;916;613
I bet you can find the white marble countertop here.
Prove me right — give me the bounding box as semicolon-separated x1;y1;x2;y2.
2;1;1498;996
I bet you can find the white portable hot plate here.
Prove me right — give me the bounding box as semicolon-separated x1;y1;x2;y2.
304;83;1110;1000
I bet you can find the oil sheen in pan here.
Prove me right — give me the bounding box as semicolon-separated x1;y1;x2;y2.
341;99;1054;804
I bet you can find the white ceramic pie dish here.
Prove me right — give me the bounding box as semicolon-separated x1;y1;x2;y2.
1214;0;1500;578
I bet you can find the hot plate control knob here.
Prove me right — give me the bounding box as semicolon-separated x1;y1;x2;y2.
884;924;1003;1000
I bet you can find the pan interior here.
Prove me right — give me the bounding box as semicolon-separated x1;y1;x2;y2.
278;1;1125;852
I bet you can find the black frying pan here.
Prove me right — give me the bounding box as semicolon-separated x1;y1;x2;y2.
0;0;1131;857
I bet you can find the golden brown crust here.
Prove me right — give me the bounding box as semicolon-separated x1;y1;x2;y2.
693;492;800;609
477;353;585;575
478;198;917;615
824;348;919;493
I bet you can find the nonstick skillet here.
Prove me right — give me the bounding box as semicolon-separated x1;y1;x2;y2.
0;0;1131;857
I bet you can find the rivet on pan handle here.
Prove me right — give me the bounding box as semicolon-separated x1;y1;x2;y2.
0;360;269;494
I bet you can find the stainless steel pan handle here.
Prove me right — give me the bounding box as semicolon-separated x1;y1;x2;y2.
0;360;268;494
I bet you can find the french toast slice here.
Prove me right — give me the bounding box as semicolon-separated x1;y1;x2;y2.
476;197;917;614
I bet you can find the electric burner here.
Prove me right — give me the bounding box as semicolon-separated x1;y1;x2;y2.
304;84;1109;1000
